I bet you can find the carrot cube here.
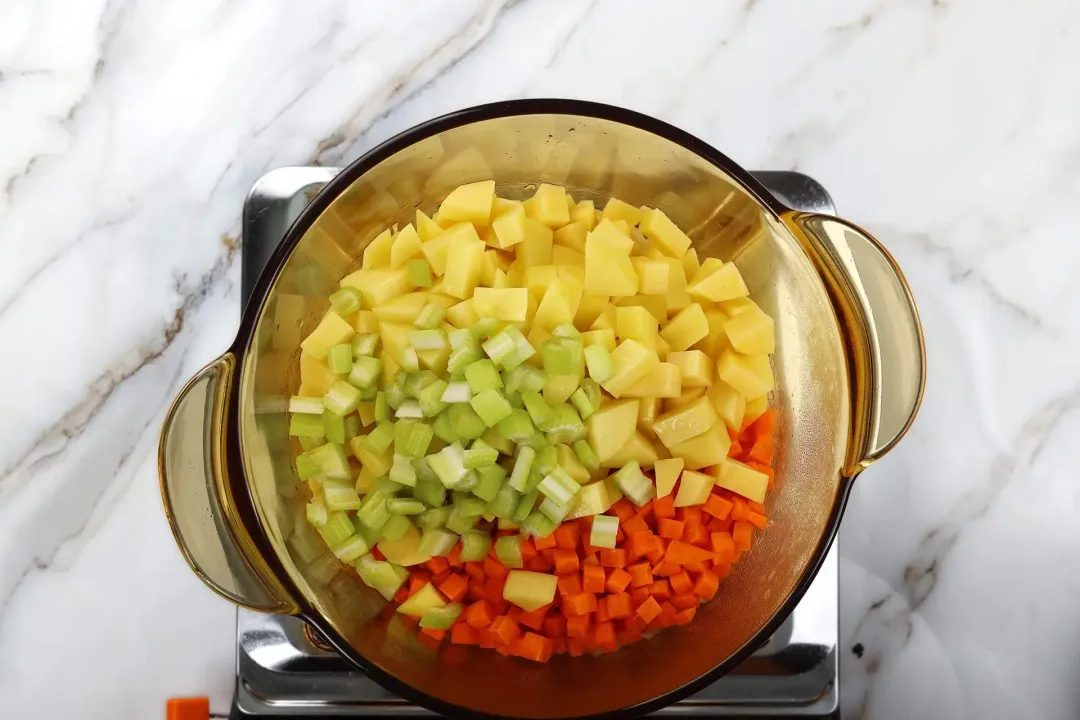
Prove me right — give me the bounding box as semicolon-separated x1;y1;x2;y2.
733;521;754;552
437;573;469;602
606;567;633;593
450;623;478;645
600;548;628;568
627;562;653;588
604;592;633;619
534;533;558;551
582;564;606;593
490;615;522;646
552;549;580;575
564;592;598;616
636;596;662;624
657;518;685;540
671;593;698;610
566;613;591;638
558;573;583;597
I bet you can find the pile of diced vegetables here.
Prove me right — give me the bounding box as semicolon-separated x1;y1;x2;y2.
288;180;778;662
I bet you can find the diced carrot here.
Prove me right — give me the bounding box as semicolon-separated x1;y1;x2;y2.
657;518;685;540
627;562;653;588
604;592;633;619
478;627;498;648
554;522;581;550
510;632;553;662
704;494;734;520
683;521;710;547
450;623;478;645
658;601;678;626
606;567;632;593
465;600;494;628
636;499;655;520
653;561;681;577
683;560;710;573
543;615;567;637
563;592;598;616
645;539;667;564
482;575;507;604
594;598;611;624
553;549;580;575
534;533;558;551
678;506;704;525
672;607;697;625
490;615;522;645
617;627;643;647
432;569;452;586
693;570;720;600
730;499;751;522
711;531;735;558
744;407;777;441
408;576;428;597
665;540;715;565
649;580;671;599
566;613;591;638
747;499;767;514
558;573;583;597
669;571;693;595
653;494;676;519
745;460;775;488
567;637;586;657
714;562;733;579
625;531;653;560
594;621;618;653
728;437;744;459
519;537;538;560
733;521;754;552
747;511;768;530
418;628;446;650
630;586;650;606
747;436;774;466
553;637;568;655
464;561;486;583
600;548;628;568
671;593;698;610
636;596;662;624
610;499;636;522
516;604;551;631
393;586;409;603
438;573;469;603
540;548;556;563
622;514;650;536
483;555;509;580
495;644;511;656
426;556;450;575
582;563;606;593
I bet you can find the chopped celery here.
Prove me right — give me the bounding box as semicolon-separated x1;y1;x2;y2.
356;554;408;600
354;515;382;548
323;411;346;444
417;528;458;557
348;356;383;389
343;415;361;442
470;388;513;427
613;460;656;507
408;258;432;288
495;535;524;568
317;511;355;547
332;534;372;563
386;497;426;515
417;506;452;529
572;439;600;471
538;496;571;523
413;456;438;484
329;287;363;316
413;478;446;508
328;343;354;375
508;446;537;492
432;412;459;444
503;364;548;394
351;333;379;357
305;498;328;527
290;413;325;438
408;329;448;351
487;484;520;519
590;514;619;549
358;384;378;401
459;531;492;562
463;438;499;469
405;370;438;398
456;469;479;492
537;467;582;506
541;404;587;444
379;514;414;542
289;396;325;414
306;443;352;480
287;529;323;564
441;381;471;403
522;510;556;538
533;445;558;477
356;490;391;531
455;497;488;518
570;379;601;419
482;328;516;366
512;489;540;523
521;390;553;426
542;338;584;376
472;317;501;339
389;454;418;487
324;380;362;415
428;442;468;488
445;506;479;534
400;345;420;373
497;409;540;447
473;464;508;501
364;422;395;453
552;322;581;339
417;378;449;418
584;344;615;382
415;303;446;330
295;452;321;479
448;403;487;439
324;482;363;511
420;602;463;630
394;420;433;457
297;435;322;451
502;327;536;370
449;327;474;350
447;342;480;377
374;391;390;423
307;555;340;585
374;476;404;497
395;399;423;419
465;359;503;393
385;378;405;409
507;391;523;409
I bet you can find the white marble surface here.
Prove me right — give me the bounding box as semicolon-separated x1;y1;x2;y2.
1;0;1078;718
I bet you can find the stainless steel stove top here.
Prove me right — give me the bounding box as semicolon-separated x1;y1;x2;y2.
233;167;840;719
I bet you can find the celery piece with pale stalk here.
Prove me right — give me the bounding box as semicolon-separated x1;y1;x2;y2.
417;379;448;418
447;332;480;377
472;464;507;501
348;356;383;389
324;483;363;511
522;511;556;538
508;445;537;492
374;476;404;497
356;491;391;532
417;506;451;530
552;322;581;339
374;391;389;423
395;399;423;419
495;535;524;568
413;478;445;508
418;528;459;557
512;489;540;523
414;303;446;330
343;415;361;443
332;534;372;563
356;554;408;600
542;338;584;376
446;506;479;534
472;317;501;339
379;514;413;542
584;344;615;382
324;380;362;415
570;379;601;419
573;440;600;471
459;531;492;562
613;460;656;506
289;396;325;414
470;388;513;427
521;390;553;426
364;422;395;454
441;381;471;404
538;467;582;506
351;334;379;357
533;444;558;477
295;452;321;479
288;530;323;564
448;403;487;439
290;414;325;438
455;469;479;492
384;378;405;410
590;515;619;549
328;344;353;375
329;287;363;316
317;512;355;547
408;329;447;351
307;442;352;480
405;370;438;398
305;498;328;527
540;404;586;444
413;456;438;484
386;497;425;515
482;328;517;366
487;484;520;519
322;411;346;444
454;496;488;518
502;327;536;370
538;497;571;524
400;346;420;373
503;364;547;394
358;385;378;402
298;435;322;451
496;409;540;447
432;412;459;445
354;517;382;549
428;442;468;488
389;454;418;487
420;602;463;630
463;438;499;468
394;420;433;457
465;359;503;393
408;259;432;288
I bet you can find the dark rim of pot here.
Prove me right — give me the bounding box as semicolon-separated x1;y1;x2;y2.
224;98;851;720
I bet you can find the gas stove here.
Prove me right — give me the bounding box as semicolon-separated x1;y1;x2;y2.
232;167;840;719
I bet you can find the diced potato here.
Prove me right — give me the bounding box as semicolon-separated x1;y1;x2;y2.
524;265;558;301
349;436;393;476
378;526;432;567
600;197;642;227
587;398;640;462
356;464;378;492
552;244;585;266
442;237;486;299
688;261;749;302
473;287;529;323
300;311;354;359
445;298;478;328
556;443;592;485
640;207;692;257
590;305;616;331
664;387;707;413
582;328;617;353
554;221;588;251
668;424;732;470
492;197;522;218
398;582;446;617
526;325;551;366
707;381;747;431
585;221;638;297
362;228;393;269
602;339;660;397
601;431;661;469
616;306;659;350
681;248;701;280
418;346;451;375
637;396;662;438
570;199;597;230
661;303;710;351
720;296;759;317
575;293;610;330
717;349;773;399
690;257;724;285
381;349;401;378
543;374;580;404
415;210;443;241
378;322;412;365
353;310;379;334
588;218;634;253
611;219;632;237
673;470;713;507
621;363;681;398
714;459;769;503
667;350;713;387
654;457;684;498
372;292;428;323
389;224;422;268
744;394;769;426
524;183;570;228
631;257;670;295
566;480;615;519
519;218;554;266
491;204;528;250
340;267;411;308
663;257;692;312
696;309;733;357
300;351;337;395
652;396;718;448
617;293;667;324
421;222;481;276
439;179;495;226
724;308;776;355
534;277;584;332
503;570;558;611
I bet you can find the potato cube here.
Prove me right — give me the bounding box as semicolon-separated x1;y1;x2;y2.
587;398;640;462
690;257;724;285
491;204;528;250
588;218;634;252
582;328;617;353
552;245;585;266
554;221;588;252
544;374;580;404
534;276;584;332
372;292;427;323
300;351;337;395
566;480;615;519
661;303;710;351
637;396;662;438
616;306;659;350
445;298;478;328
389;224;422;268
695;309;733;357
442;237;486;299
421;222;481;276
668;424;731;469
600;197;642;227
717;350;773;399
631;257;671;295
654;457;684;498
720;296;759;317
663;258;692;312
415;209;443;241
574;293;610;330
652;396;718;448
602;339;660;397
439;179;495;226
524;183;570;228
590;305;616;331
570;199;597;230
585;222;639;297
724;308;776;355
518;217;554;266
526;325;551;367
340;268;411;308
492;197;522;218
689;261;749;302
600;430;662;469
612;219;632;237
377;322;412;365
524;264;557;301
667;350;713;387
616;293;667;324
714;459;769;503
361;228;393;269
673;470;712;507
490;288;529;323
503;570;558;612
640;207;692;257
744;394;769;426
663;387;706;413
353;310;379;334
622;362;682;398
707;381;746;431
681;248;701;280
417;346;451;375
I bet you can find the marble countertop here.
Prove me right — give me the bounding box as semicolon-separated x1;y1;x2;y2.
2;1;1078;718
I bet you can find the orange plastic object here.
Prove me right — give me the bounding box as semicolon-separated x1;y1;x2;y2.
166;697;209;720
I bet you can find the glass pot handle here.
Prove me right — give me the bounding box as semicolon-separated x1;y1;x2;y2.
785;213;926;475
158;353;298;614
